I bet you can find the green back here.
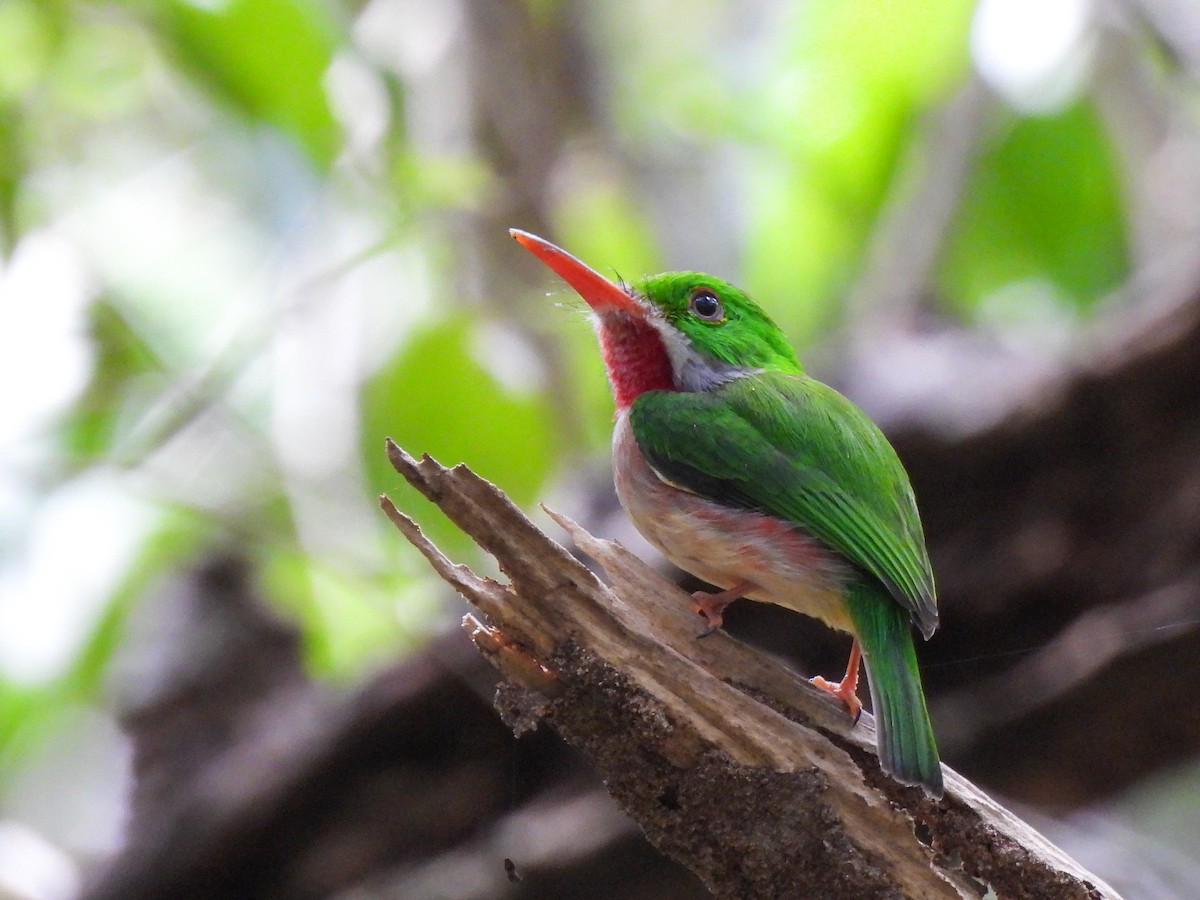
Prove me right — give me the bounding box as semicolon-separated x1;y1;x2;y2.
628;370;938;637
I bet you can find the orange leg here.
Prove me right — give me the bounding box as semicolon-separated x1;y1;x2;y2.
692;580;756;638
810;641;863;723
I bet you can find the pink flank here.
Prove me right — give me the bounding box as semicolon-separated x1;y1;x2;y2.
611;413;854;633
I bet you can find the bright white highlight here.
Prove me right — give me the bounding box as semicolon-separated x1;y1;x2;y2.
0;476;151;684
0;232;93;451
0;821;80;900
971;0;1094;114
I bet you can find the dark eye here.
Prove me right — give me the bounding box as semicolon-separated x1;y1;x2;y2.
688;289;724;321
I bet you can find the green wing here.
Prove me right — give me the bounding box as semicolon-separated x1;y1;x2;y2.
628;370;937;637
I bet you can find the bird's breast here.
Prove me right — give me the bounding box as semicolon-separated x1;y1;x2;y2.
611;412;854;633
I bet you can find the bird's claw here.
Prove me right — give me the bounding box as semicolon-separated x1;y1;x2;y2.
810;673;863;723
691;591;728;638
691;581;756;639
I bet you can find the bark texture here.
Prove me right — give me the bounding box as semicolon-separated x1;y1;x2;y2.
375;442;1115;900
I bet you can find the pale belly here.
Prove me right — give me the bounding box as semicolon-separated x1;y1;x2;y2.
611;412;855;634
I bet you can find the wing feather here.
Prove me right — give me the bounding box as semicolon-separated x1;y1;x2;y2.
629;371;938;637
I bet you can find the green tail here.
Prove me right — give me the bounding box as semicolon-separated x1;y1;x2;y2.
846;582;943;797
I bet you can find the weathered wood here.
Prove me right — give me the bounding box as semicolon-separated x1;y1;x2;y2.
382;440;1119;900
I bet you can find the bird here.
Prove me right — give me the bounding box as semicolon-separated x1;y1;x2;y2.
510;228;943;797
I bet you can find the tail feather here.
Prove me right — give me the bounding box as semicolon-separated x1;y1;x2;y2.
846;582;943;797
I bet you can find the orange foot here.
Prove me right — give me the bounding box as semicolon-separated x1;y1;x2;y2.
810;641;863;723
692;580;756;638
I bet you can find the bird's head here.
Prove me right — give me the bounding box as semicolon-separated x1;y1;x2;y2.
511;229;801;410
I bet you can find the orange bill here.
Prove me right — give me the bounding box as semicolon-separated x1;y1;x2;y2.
510;229;642;316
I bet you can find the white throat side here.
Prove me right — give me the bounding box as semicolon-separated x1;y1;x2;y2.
653;321;760;392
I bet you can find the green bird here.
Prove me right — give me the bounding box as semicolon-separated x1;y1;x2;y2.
511;229;943;797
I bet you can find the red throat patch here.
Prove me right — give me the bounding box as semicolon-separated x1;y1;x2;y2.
597;314;674;410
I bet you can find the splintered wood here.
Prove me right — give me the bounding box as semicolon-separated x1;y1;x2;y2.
382;440;1117;900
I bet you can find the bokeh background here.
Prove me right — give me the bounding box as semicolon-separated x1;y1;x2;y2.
3;0;1200;897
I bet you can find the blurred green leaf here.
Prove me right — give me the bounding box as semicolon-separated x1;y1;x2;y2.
746;0;975;342
0;102;21;253
156;0;341;167
362;315;556;557
0;0;55;101
301;560;411;678
0;684;46;780
939;102;1130;316
769;0;975;192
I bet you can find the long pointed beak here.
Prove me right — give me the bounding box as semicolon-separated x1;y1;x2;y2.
510;229;643;316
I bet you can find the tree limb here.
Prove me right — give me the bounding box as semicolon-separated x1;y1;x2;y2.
381;440;1119;900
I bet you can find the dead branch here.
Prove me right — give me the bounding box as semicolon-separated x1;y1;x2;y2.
381;441;1119;900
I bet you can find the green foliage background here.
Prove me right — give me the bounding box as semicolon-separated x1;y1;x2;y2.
2;0;1184;873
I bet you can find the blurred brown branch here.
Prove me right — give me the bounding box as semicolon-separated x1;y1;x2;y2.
83;560;691;900
890;283;1200;810
380;442;1117;900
